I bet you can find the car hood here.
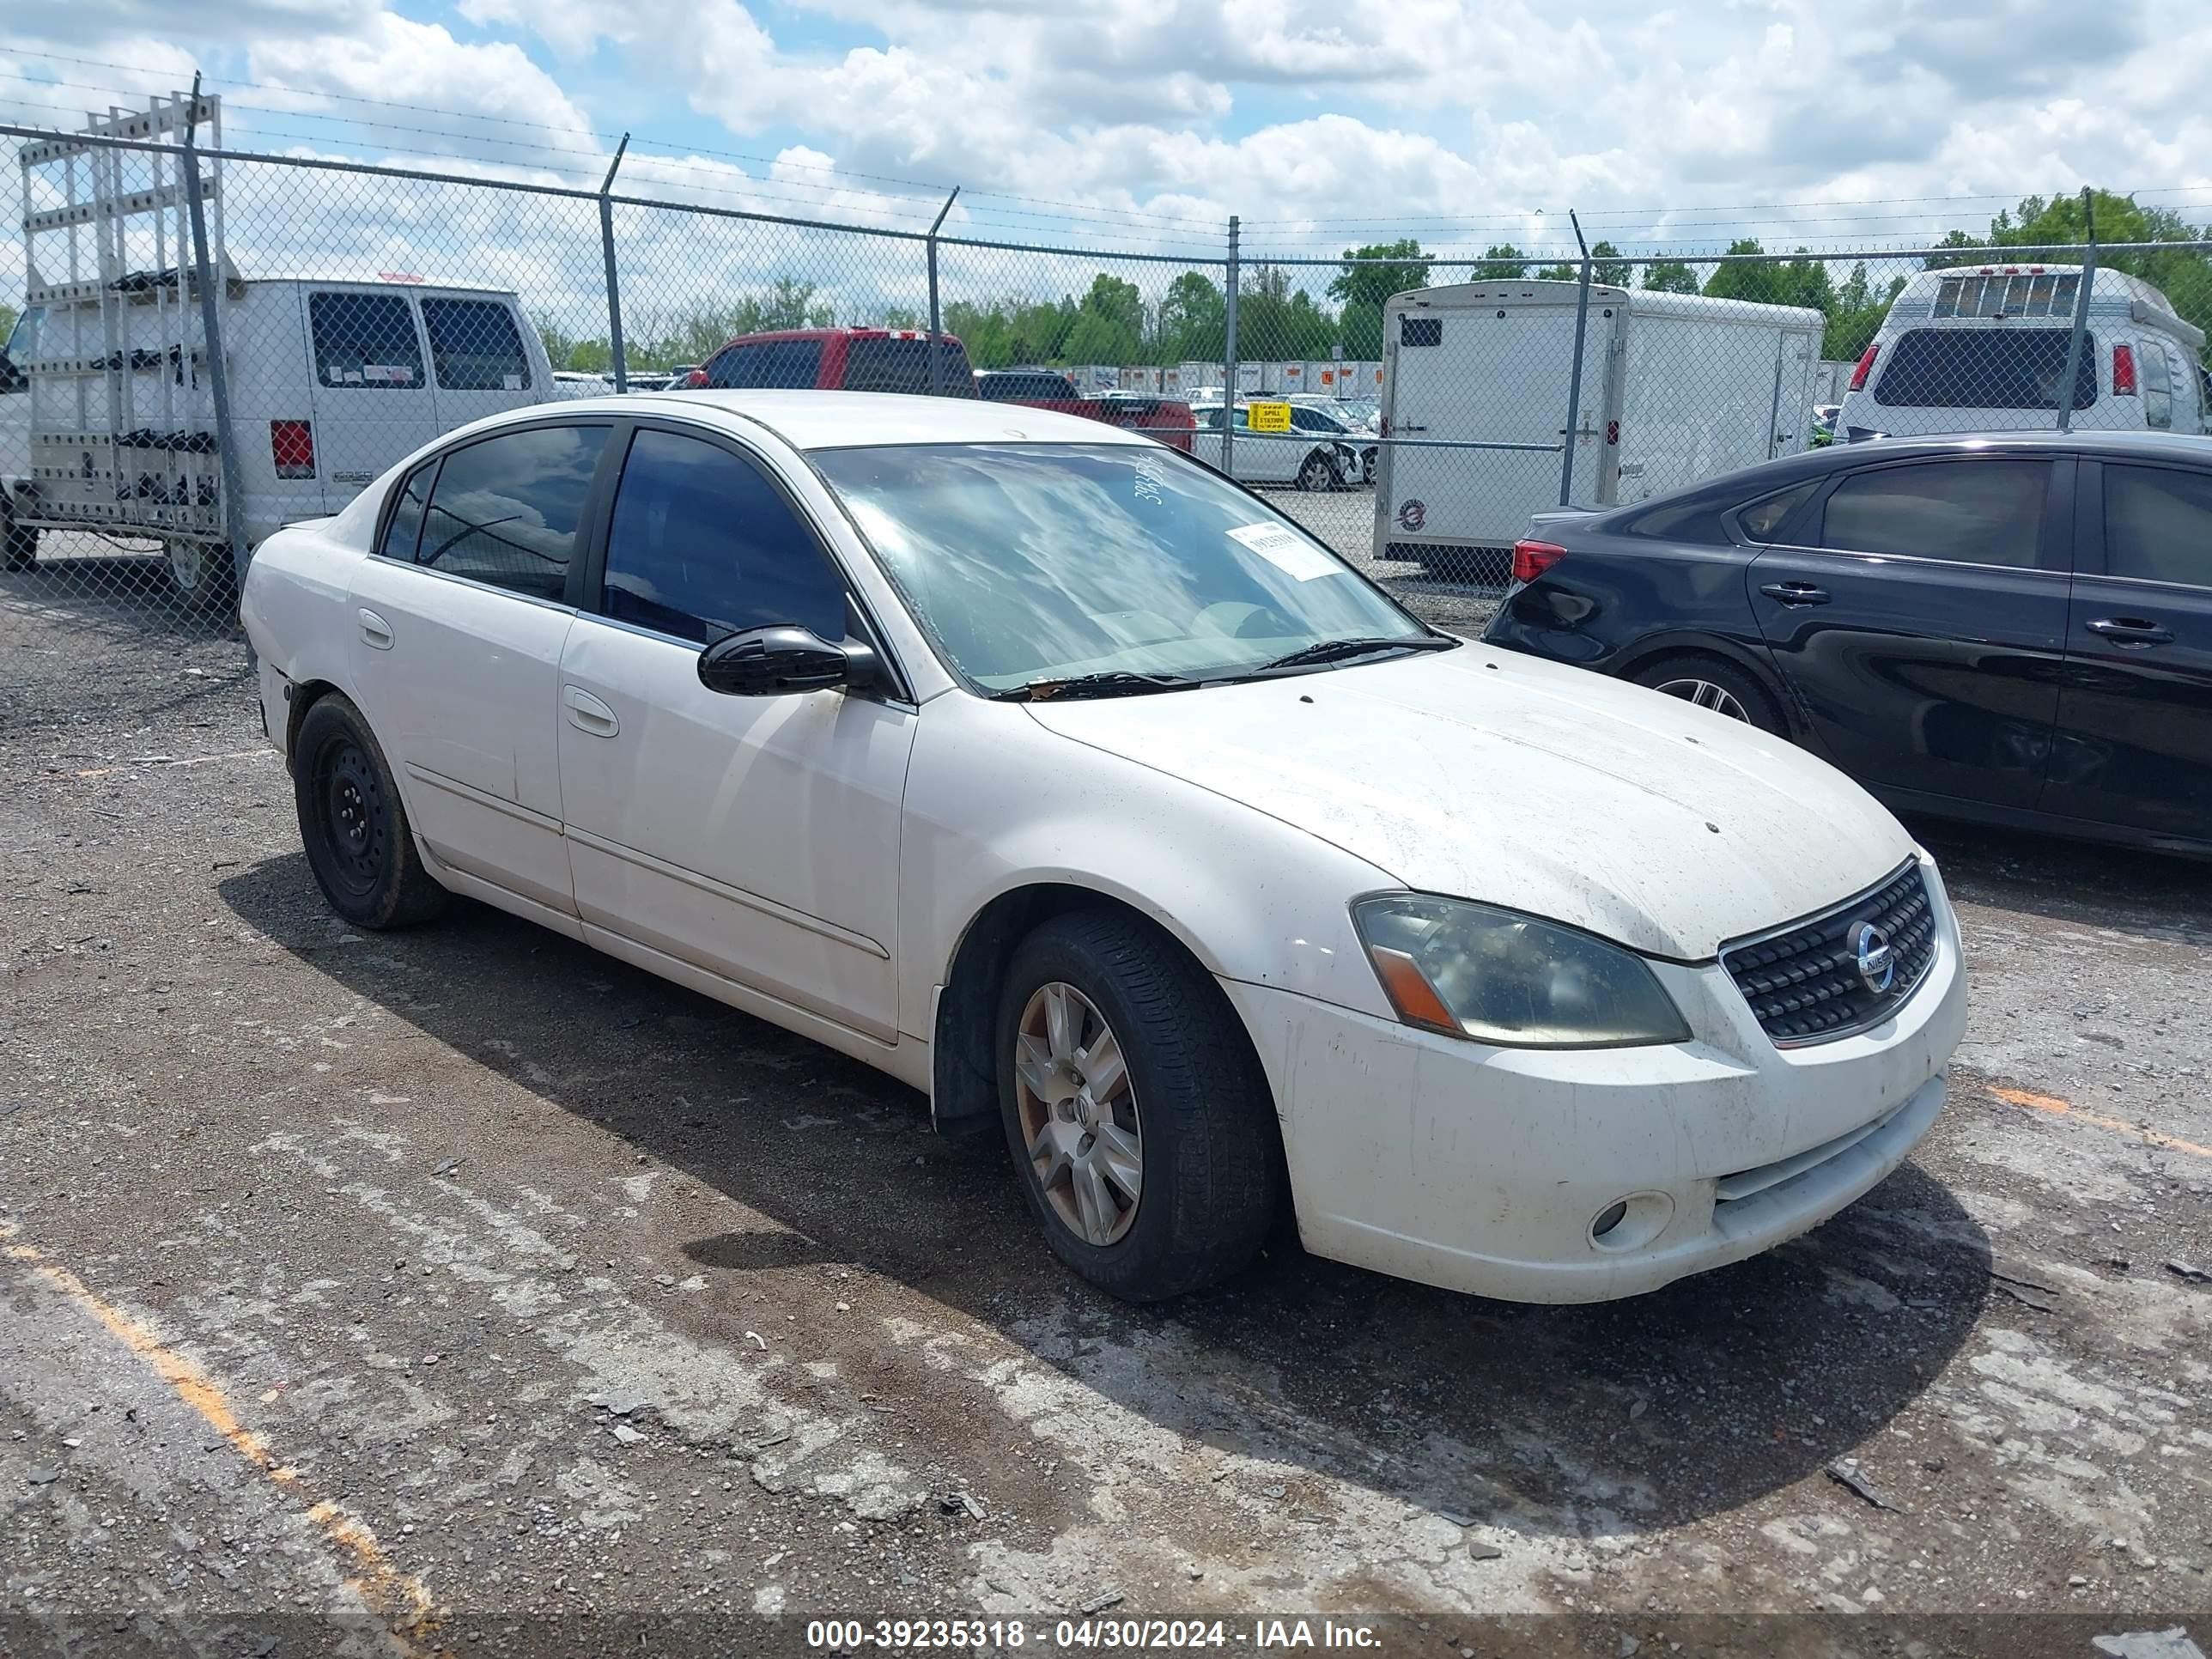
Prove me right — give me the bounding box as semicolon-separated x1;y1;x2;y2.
1023;643;1916;961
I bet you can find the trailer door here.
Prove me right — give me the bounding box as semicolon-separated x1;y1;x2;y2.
1386;301;1594;550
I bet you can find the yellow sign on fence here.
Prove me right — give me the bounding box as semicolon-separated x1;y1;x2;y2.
1246;401;1293;433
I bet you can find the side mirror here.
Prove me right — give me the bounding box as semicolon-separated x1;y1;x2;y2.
697;625;879;697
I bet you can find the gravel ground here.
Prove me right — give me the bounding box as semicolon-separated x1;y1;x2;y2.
3;562;2209;1658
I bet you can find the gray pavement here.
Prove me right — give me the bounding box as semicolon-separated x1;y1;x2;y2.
2;586;2207;1657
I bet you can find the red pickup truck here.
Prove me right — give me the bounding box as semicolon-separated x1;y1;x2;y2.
682;332;1193;453
975;368;1196;453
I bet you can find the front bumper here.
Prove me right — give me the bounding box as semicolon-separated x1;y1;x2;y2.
1223;854;1967;1304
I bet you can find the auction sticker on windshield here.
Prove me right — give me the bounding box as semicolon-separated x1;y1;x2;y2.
1228;521;1342;581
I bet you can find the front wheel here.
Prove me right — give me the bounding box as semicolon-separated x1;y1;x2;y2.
998;911;1279;1302
293;693;449;929
1295;449;1337;492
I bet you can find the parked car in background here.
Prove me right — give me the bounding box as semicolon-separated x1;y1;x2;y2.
241;390;1962;1306
1833;266;2208;443
1809;404;1840;446
1190;402;1346;489
550;370;612;397
975;367;1195;453
685;327;978;398
1288;395;1378;483
1486;431;2212;856
1375;279;1826;570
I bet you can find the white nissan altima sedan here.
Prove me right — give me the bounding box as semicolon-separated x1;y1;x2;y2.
240;391;1966;1304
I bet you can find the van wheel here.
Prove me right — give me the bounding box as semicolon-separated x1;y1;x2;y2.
997;911;1279;1303
1630;653;1785;735
1295;450;1337;492
164;538;235;611
294;693;449;929
3;517;35;572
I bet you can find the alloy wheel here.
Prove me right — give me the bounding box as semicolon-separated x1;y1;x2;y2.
1651;677;1751;722
1013;981;1144;1247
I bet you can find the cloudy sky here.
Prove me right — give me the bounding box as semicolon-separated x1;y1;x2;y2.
4;0;2211;267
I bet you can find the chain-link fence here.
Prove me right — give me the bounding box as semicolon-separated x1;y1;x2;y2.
5;107;2210;662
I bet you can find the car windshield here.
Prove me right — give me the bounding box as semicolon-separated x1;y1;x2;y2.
810;442;1436;692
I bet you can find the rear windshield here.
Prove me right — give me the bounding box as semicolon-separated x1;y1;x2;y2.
707;340;823;390
843;337;977;397
309;292;422;390
421;297;531;392
1874;327;2095;410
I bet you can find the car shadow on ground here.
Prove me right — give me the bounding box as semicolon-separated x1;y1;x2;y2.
220;854;1991;1538
1911;816;2212;946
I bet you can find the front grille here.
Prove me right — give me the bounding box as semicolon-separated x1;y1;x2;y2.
1720;863;1938;1046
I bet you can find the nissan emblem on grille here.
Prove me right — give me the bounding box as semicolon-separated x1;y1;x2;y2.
1718;863;1937;1045
1853;922;1896;994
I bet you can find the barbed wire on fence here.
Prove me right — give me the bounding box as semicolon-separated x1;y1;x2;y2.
3;111;2208;639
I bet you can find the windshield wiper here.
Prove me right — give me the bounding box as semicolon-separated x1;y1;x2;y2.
1251;635;1458;674
987;670;1203;702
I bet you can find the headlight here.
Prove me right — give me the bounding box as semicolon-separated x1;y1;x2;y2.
1352;895;1691;1048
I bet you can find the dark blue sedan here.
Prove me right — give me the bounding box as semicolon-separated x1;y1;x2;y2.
1483;431;2212;856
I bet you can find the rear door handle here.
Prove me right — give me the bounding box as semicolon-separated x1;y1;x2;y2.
2086;617;2173;647
562;684;620;738
1759;581;1830;606
357;608;393;649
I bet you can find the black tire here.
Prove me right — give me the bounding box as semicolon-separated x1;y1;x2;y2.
1295;449;1336;492
1628;652;1786;735
996;910;1279;1302
293;693;448;929
2;514;34;573
164;538;236;612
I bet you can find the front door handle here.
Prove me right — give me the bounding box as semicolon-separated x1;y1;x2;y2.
358;608;393;649
2086;617;2173;647
1759;581;1831;606
563;685;620;738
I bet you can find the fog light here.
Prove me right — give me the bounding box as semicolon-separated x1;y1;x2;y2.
1589;1191;1675;1253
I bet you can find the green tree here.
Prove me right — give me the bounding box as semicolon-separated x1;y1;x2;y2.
1473;243;1528;280
1156;270;1226;362
1327;238;1433;313
1822;262;1906;361
1533;261;1577;282
1590;241;1630;287
1643;260;1698;294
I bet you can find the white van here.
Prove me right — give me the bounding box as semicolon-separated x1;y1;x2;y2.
1373;280;1826;566
2;277;550;598
1832;264;2208;442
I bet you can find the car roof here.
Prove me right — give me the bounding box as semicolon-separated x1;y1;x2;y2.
544;389;1151;451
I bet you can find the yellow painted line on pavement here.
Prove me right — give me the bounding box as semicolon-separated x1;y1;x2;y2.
2;1225;438;1654
1987;1085;2212;1161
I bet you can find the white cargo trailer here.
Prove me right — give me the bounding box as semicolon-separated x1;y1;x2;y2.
1372;280;1824;567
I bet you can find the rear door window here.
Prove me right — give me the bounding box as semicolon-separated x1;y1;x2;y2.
708;341;823;389
1819;459;2053;569
421;298;531;391
599;428;848;644
415;424;611;599
309;292;423;390
2102;465;2212;588
1874;328;2094;410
